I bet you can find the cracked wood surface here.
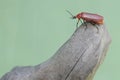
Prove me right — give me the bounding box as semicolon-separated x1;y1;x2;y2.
0;23;111;80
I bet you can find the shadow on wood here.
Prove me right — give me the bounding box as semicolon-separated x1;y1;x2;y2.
0;23;111;80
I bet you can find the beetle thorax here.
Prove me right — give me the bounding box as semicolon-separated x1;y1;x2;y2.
76;13;83;19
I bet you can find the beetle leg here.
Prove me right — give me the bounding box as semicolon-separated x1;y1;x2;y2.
95;25;99;33
90;22;99;33
80;19;83;24
83;20;87;30
80;19;87;30
76;19;80;28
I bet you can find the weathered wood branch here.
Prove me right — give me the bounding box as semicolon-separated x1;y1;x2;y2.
0;23;111;80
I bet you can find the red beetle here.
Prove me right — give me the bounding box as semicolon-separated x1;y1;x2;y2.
66;10;104;28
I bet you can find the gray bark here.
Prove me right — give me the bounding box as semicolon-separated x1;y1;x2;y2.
0;23;111;80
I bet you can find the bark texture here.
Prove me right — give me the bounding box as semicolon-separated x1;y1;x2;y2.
0;23;111;80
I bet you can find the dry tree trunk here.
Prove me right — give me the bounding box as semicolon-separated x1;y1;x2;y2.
0;23;111;80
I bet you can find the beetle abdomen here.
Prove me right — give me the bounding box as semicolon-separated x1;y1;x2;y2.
81;12;104;24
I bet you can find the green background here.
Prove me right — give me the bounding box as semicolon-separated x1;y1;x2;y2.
0;0;119;80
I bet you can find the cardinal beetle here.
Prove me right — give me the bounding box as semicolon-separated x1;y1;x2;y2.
66;10;104;29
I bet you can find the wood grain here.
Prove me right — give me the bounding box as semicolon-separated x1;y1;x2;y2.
0;23;111;80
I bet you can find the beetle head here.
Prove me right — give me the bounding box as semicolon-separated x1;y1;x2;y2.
72;16;77;19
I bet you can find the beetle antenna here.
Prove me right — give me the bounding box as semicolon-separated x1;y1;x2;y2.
66;10;76;19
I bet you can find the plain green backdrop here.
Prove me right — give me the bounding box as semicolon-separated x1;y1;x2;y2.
0;0;119;80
